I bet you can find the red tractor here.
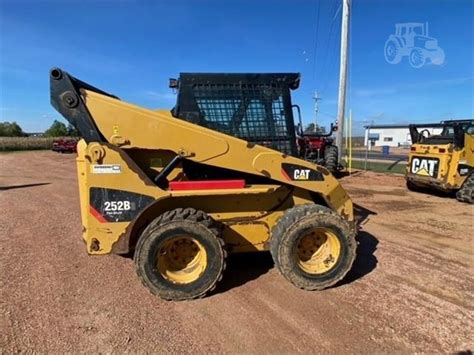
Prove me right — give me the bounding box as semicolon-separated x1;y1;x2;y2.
296;122;339;174
292;105;340;174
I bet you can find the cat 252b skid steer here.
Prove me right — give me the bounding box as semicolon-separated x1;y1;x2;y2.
50;68;357;300
406;119;474;203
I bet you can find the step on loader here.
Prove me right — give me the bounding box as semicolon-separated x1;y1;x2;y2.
50;68;357;300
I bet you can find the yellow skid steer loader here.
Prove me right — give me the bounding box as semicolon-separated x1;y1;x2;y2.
406;120;474;203
50;68;357;300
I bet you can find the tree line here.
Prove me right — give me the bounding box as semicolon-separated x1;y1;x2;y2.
0;120;78;137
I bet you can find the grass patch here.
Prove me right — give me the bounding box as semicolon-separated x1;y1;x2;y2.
346;160;407;174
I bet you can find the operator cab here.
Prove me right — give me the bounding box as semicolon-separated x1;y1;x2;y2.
410;119;474;148
170;73;300;156
169;72;341;173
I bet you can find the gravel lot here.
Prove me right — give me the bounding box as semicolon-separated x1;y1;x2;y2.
1;151;472;353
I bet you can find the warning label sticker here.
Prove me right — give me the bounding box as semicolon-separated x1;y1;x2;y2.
91;164;122;174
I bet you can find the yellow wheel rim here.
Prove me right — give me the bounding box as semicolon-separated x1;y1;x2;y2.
295;228;341;275
157;236;207;284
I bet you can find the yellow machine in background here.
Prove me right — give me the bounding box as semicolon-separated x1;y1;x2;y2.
406;120;474;203
50;68;357;300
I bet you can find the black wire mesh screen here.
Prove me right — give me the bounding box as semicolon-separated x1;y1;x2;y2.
172;73;299;155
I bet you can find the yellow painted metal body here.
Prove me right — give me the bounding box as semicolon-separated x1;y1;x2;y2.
75;88;354;255
406;133;474;190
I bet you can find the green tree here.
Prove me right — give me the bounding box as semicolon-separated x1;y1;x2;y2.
0;121;25;137
67;123;79;137
44;120;68;137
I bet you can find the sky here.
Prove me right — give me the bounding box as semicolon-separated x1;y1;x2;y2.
0;0;473;135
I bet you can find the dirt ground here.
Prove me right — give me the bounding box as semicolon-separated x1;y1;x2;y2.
1;151;472;353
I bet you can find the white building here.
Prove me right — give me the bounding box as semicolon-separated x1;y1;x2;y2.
364;124;442;147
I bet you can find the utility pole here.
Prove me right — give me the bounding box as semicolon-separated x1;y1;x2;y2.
312;91;321;129
335;0;350;162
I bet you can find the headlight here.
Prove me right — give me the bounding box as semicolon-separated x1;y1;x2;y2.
458;164;471;176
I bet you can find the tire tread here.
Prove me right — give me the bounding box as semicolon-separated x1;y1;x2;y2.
456;173;474;204
134;208;225;301
270;204;356;290
324;145;338;174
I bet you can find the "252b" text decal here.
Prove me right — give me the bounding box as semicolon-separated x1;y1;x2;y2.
104;200;131;212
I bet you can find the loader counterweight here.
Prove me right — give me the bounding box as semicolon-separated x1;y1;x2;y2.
50;68;356;300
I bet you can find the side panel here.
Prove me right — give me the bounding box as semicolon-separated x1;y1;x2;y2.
77;140;328;255
77;140;321;255
76;140;165;254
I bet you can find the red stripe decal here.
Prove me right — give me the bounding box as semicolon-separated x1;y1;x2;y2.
169;180;245;191
281;168;291;181
89;206;107;223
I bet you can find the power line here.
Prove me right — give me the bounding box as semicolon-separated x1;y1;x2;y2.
312;0;321;78
317;2;338;81
323;1;342;94
332;1;343;22
317;0;342;95
321;12;342;95
320;111;337;118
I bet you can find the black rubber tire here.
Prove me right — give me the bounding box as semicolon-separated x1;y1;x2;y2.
324;145;338;174
134;208;226;301
270;204;356;290
406;179;421;192
456;173;474;204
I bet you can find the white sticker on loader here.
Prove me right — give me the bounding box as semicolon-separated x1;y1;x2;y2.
410;158;439;177
91;164;122;174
